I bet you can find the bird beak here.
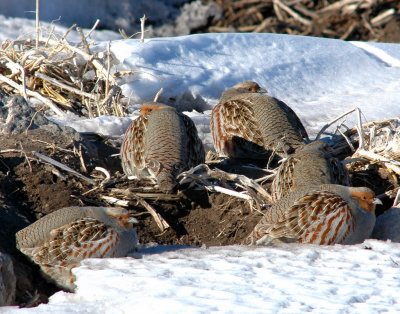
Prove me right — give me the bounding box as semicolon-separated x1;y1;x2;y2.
128;217;140;225
372;198;383;205
258;87;268;94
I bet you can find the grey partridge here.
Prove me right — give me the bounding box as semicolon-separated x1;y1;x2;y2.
271;140;350;202
16;206;138;291
245;184;381;246
120;102;205;192
211;81;308;159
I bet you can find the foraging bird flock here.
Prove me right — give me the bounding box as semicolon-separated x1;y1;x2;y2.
16;81;383;290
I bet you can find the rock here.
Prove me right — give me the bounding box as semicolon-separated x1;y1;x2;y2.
0;92;113;170
174;0;222;35
148;0;222;37
0;253;16;306
39;123;82;142
0;95;52;135
372;206;400;242
0;175;34;304
161;91;210;112
0;151;60;305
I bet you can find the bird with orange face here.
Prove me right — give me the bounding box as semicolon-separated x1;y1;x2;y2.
120;102;205;192
245;184;382;246
211;81;308;160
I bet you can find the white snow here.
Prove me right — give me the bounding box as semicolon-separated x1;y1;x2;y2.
56;32;400;151
4;241;400;313
53;32;400;151
1;16;400;314
109;33;400;138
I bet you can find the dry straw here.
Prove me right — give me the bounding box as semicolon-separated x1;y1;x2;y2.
0;20;126;118
210;0;398;41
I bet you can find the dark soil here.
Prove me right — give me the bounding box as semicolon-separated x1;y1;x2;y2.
0;127;264;306
0;124;395;308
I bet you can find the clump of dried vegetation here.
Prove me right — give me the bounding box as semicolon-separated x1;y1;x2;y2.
0;22;128;119
209;0;400;41
312;109;400;211
343;116;400;204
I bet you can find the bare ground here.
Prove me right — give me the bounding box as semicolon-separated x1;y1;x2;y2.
0;125;395;307
0;127;265;306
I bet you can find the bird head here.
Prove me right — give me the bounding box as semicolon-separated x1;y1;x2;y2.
140;102;171;116
231;81;268;94
350;187;382;213
103;207;139;229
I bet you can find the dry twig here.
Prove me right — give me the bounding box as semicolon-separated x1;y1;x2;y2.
354;149;400;176
33;151;96;185
137;197;170;231
178;164;273;206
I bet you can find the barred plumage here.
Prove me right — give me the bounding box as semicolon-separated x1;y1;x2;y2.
245;184;381;246
120;102;205;192
271;141;350;202
16;206;138;290
211;81;308;159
